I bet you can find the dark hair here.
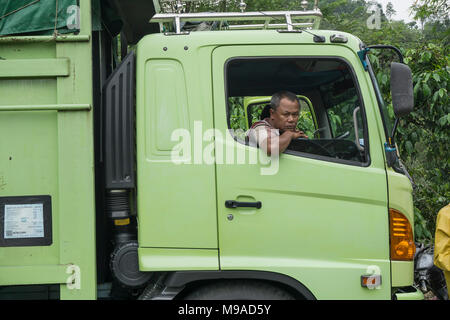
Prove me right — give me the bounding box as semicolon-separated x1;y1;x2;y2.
260;104;271;120
270;91;300;111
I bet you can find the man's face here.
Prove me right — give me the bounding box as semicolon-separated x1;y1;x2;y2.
270;98;300;132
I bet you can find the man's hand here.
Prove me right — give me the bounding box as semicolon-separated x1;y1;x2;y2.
290;129;308;139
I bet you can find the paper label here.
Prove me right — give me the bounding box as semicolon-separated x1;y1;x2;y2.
4;204;44;239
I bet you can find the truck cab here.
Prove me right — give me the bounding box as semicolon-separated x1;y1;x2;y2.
0;0;422;300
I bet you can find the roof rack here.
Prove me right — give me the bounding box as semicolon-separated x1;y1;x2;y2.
150;10;323;34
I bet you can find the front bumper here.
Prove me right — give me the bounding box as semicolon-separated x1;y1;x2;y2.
392;286;424;300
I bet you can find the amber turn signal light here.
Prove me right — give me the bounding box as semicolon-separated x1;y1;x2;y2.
114;218;130;226
389;209;415;261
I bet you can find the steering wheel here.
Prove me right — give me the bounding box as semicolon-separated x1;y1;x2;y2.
322;131;350;149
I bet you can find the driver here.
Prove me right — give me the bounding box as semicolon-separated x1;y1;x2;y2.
247;91;308;156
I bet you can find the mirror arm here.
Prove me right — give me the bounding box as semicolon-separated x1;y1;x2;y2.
367;45;404;64
357;45;404;71
389;118;400;147
386;118;399;167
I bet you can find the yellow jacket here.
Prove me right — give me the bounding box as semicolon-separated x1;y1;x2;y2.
434;204;450;290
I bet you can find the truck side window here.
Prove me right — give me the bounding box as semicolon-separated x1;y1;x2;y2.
226;57;369;165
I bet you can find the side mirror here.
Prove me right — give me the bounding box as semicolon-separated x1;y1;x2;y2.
391;62;414;117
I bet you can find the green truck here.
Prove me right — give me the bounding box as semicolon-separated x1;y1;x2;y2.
0;0;423;300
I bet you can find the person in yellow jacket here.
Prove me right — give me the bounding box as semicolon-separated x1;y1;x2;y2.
434;204;450;292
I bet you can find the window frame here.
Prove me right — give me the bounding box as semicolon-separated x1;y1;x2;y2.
366;56;392;140
224;56;371;168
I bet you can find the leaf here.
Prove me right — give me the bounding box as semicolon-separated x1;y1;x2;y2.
415;224;423;239
376;73;383;85
405;141;413;154
422;83;431;98
433;73;441;82
414;82;421;97
433;91;440;102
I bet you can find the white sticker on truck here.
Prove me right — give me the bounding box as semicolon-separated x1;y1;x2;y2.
4;203;44;239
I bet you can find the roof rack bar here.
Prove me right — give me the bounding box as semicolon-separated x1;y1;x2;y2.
151;10;322;33
228;22;314;30
151;10;322;23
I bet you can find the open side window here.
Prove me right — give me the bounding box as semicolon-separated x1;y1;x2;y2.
226;57;369;165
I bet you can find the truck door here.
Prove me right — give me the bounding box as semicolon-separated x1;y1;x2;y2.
212;44;391;299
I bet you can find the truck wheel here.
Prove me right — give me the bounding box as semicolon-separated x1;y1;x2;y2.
181;280;295;300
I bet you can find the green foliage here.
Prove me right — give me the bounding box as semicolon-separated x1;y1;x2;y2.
414;207;433;242
297;110;315;138
412;0;450;22
228;97;246;131
398;44;450;241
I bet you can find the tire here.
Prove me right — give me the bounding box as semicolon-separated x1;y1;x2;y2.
182;280;295;300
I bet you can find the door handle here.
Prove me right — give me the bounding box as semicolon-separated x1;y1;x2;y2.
225;200;262;209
